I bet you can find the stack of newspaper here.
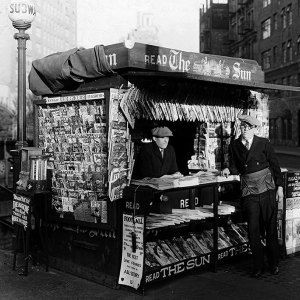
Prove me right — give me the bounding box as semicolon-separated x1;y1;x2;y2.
131;172;239;190
144;223;249;269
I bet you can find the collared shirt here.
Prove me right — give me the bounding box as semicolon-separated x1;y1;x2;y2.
242;137;253;150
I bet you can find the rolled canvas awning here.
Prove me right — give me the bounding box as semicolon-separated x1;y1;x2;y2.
28;42;300;96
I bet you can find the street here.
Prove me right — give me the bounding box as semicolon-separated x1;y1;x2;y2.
0;250;300;299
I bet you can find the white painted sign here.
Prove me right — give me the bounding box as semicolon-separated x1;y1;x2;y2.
118;214;144;290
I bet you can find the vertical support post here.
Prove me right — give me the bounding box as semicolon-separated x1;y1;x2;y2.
10;150;21;192
14;26;30;150
212;183;219;272
282;171;288;259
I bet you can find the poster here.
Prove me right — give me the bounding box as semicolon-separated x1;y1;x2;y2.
118;214;144;290
285;172;300;254
12;194;31;229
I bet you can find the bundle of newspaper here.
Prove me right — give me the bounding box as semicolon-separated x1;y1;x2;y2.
144;223;249;269
172;209;213;221
131;172;239;190
146;209;213;230
131;174;183;190
201;203;236;215
146;213;187;229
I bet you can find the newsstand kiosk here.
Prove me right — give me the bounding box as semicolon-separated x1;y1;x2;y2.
18;42;300;292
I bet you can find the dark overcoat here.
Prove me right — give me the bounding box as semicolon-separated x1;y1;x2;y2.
133;142;178;179
228;135;283;186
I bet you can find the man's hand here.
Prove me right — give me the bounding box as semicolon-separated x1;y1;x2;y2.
276;186;284;202
221;168;230;178
172;172;184;178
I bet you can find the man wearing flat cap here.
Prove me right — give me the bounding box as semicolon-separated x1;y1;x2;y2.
222;114;283;278
132;126;180;179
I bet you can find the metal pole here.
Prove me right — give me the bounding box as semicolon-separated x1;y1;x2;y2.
13;23;30;150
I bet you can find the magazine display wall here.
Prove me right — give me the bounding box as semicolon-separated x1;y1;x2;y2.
37;89;132;225
34;88;133;286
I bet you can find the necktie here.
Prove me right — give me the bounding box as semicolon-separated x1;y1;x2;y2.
160;149;164;158
245;139;250;150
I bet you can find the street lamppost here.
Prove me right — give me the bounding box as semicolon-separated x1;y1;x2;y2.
8;0;36;149
8;0;36;191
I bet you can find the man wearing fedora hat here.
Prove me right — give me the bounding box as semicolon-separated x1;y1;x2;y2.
222;114;283;278
132;126;180;179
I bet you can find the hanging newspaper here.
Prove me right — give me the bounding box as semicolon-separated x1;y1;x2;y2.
108;88;132;201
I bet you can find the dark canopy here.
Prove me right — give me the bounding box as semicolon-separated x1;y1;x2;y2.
28;45;114;96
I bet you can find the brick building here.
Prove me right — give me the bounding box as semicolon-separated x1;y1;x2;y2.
200;0;300;146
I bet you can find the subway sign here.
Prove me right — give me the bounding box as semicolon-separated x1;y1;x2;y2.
8;0;36;24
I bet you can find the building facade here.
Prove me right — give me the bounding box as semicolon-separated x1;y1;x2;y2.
200;0;230;55
0;0;77;141
200;0;300;146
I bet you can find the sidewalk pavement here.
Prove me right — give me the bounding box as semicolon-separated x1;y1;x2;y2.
1;249;300;299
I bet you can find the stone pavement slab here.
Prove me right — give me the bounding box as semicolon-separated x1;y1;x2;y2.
0;249;299;300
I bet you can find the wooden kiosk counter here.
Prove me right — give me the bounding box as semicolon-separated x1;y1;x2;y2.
24;42;299;291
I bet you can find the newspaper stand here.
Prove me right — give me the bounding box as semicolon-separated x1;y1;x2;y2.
28;42;300;290
12;189;51;275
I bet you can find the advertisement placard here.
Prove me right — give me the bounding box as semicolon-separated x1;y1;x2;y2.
118;214;144;290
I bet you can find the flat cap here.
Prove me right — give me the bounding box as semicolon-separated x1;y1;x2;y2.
151;126;173;137
238;114;261;127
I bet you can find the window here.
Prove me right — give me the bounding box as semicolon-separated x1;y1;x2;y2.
287;119;292;140
282;77;287;85
273;46;278;64
263;0;271;8
282;118;287;140
262;18;271;39
287;4;292;25
273;13;278;30
282;42;286;63
262;50;271;69
281;8;287;29
269;119;275;139
287;40;292;61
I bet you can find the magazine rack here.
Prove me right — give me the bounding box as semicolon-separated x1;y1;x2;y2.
121;177;250;291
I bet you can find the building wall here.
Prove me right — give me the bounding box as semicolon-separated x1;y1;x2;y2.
200;2;229;55
202;0;300;146
0;0;77;140
255;0;300;146
228;0;257;60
